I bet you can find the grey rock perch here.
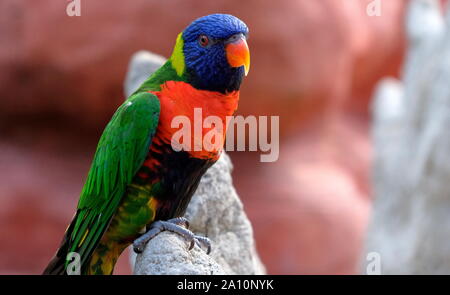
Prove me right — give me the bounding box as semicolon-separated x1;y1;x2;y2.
364;0;450;274
124;51;167;97
124;51;265;275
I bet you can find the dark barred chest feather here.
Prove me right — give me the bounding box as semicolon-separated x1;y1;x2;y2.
133;138;215;220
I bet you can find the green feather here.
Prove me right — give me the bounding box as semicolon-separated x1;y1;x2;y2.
67;91;160;269
132;60;186;95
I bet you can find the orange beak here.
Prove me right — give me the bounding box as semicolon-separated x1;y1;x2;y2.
226;36;250;76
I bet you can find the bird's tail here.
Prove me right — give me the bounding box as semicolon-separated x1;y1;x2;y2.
43;212;125;275
42;215;77;275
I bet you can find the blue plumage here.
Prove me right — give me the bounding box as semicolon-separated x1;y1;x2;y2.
182;14;249;93
182;14;248;41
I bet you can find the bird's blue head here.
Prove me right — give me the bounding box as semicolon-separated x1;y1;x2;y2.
169;14;250;94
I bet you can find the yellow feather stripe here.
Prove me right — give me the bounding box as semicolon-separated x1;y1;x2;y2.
170;33;185;76
78;229;89;247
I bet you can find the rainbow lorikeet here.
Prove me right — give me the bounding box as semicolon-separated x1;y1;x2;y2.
43;14;250;275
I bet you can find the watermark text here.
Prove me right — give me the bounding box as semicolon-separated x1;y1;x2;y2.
170;108;279;162
66;0;81;17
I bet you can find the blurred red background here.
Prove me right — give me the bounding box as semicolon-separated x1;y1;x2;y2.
0;0;408;274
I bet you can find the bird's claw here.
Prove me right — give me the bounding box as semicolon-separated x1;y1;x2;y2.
194;235;211;254
132;217;211;254
167;217;190;229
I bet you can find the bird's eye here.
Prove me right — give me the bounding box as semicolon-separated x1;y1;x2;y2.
228;35;239;43
198;35;209;47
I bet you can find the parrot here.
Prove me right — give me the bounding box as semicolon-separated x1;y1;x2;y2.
43;13;250;275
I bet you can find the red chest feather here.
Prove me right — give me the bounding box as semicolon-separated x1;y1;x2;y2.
149;81;239;160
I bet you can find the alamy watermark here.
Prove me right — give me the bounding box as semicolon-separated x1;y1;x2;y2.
66;252;81;275
66;0;81;17
170;108;279;162
366;251;381;275
366;0;381;17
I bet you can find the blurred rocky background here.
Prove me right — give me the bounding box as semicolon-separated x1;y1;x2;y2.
364;0;450;274
0;0;429;274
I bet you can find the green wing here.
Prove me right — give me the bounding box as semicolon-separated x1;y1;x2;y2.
68;92;160;267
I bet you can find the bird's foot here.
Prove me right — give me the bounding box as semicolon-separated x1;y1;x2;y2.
132;217;211;254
